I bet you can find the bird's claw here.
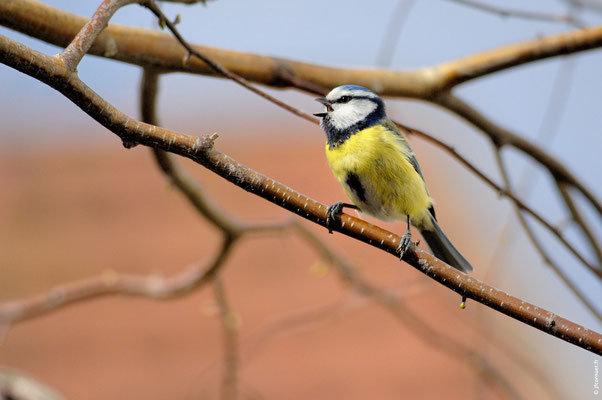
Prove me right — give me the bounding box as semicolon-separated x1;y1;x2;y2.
397;231;412;260
326;202;345;233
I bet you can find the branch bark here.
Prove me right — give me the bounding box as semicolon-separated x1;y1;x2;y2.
3;0;600;279
2;0;602;97
1;33;600;356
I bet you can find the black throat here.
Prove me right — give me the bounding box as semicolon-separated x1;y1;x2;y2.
321;100;385;150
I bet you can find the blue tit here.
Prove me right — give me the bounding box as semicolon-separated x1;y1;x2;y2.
314;85;473;273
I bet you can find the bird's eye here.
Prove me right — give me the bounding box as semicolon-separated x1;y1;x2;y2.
338;96;351;104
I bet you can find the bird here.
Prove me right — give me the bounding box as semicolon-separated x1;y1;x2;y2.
313;84;474;274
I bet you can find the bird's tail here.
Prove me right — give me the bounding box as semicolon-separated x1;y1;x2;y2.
419;214;474;273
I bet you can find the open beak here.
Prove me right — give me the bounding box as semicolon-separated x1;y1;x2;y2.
313;97;332;117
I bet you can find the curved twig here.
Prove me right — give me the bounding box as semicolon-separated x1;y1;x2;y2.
1;34;600;355
2;0;602;97
447;0;584;26
493;150;602;322
138;0;602;285
0;239;233;323
434;92;602;279
3;0;601;286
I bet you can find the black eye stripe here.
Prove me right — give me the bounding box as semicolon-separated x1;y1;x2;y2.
333;95;375;104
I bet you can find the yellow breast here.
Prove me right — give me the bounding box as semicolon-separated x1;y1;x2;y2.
325;124;432;224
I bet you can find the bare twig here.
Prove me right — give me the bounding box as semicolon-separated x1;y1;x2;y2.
214;277;239;400
557;181;602;266
435;93;602;218
493;150;602;322
0;368;65;400
448;0;583;26
139;1;602;288
139;64;526;396
141;0;317;124
5;1;602;269
140;69;244;236
290;224;523;400
3;1;602;97
60;0;137;71
435;92;602;278
138;21;601;283
375;0;416;67
1;34;601;355
0;240;233;323
142;63;521;398
399;123;587;260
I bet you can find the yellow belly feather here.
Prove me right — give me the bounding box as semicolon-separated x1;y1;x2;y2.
325;124;432;225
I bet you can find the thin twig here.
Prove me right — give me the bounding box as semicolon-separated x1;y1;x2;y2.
5;1;602;237
493;150;602;322
0;368;65;400
567;0;602;14
4;1;602;97
138;13;600;282
141;0;317;124
557;181;602;267
214;276;239;400
142;61;520;398
448;0;584;26
290;223;523;400
60;0;137;71
139;62;526;395
435;93;602;218
435;92;601;278
375;0;416;67
140;69;244;236
1;21;601;356
400;124;577;251
0;240;233;323
137;2;602;287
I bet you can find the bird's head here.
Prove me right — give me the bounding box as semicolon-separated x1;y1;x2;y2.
314;85;385;132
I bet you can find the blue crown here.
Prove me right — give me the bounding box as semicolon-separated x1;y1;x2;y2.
338;85;375;94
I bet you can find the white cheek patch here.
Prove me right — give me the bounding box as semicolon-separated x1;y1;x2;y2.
329;100;377;130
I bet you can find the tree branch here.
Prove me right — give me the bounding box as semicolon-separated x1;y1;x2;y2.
140;65;525;396
139;0;602;285
1;33;600;356
0;240;233;323
434;92;602;278
493;150;602;323
214;277;239;400
447;0;583;26
60;0;136;71
2;0;602;97
4;0;601;283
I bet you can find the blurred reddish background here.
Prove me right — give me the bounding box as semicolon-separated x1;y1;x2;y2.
0;132;551;399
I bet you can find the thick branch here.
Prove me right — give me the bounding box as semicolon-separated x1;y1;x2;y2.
5;1;601;274
1;33;600;356
140;0;602;279
5;0;600;257
2;0;602;97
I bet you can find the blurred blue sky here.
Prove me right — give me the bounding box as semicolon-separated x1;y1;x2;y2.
1;1;602;397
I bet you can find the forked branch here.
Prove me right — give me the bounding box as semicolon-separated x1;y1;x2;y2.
0;34;600;356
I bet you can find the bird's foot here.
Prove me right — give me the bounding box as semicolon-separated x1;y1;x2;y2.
397;231;412;260
326;202;345;234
